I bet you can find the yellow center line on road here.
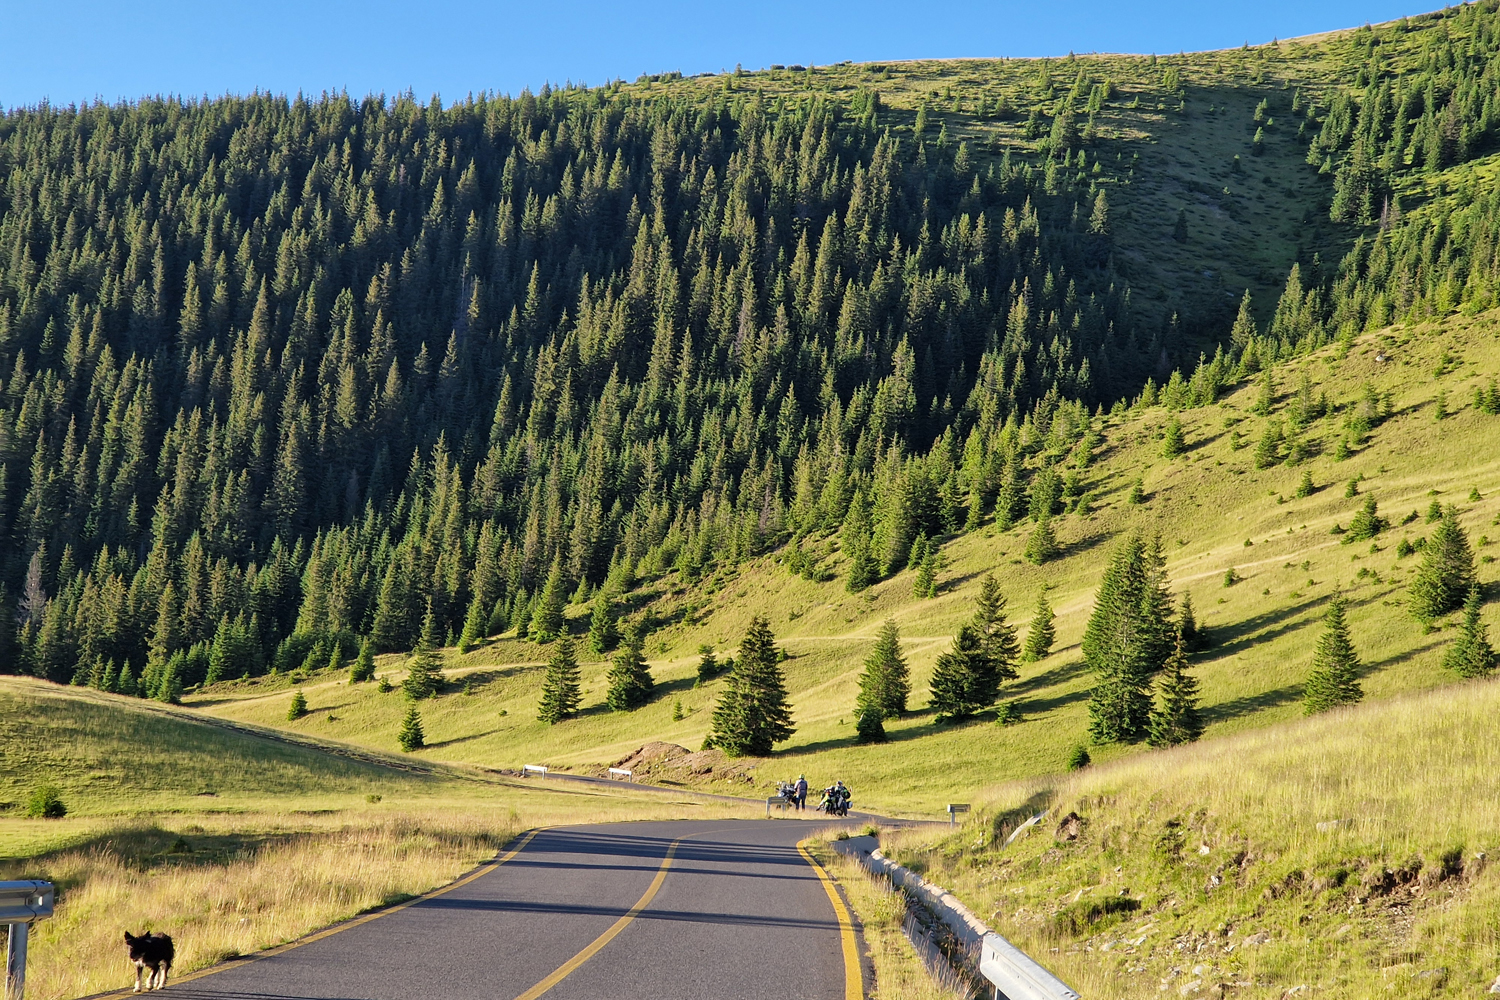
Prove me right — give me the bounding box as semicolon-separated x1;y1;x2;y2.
511;838;682;1000
797;838;864;1000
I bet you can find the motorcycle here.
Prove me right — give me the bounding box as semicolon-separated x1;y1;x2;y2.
817;786;851;817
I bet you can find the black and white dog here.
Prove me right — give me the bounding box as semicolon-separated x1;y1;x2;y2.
124;931;174;992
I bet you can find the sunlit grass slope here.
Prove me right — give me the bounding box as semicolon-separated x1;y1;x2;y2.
879;675;1500;998
189;309;1500;816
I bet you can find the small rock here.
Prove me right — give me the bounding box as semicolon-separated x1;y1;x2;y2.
1198;843;1211;855
1054;811;1084;841
1488;973;1500;993
1332;923;1352;937
1244;931;1271;946
1191;963;1212;976
1179;981;1202;996
1281;987;1306;999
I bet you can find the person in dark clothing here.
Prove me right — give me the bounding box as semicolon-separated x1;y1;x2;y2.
794;774;809;810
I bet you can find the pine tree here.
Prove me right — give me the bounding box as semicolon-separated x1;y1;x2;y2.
912;534;939;598
707;616;795;756
1083;535;1169;743
1304;596;1363;714
1345;495;1386;541
1023;516;1058;564
530;559;568;642
995;458;1025;530
587;593;619;654
288;690;308;720
855;708;887;744
397;705;425;751
1443;584;1495;677
1161;417;1185;458
457;594;487;653
856;618;910;721
1147;631;1202;747
1178;592;1202;651
538;634;583;723
928;625;998;721
350;639;376;683
971;573;1021;680
1021;592;1055;662
1409;505;1477;620
696;644;719;682
605;629;654;711
403;605;444;700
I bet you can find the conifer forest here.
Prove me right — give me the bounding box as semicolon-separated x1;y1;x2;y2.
6;1;1500;707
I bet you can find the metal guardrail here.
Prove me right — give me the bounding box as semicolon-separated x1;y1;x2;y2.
2;881;55;1000
981;932;1080;1000
607;767;633;781
521;764;549;777
946;802;970;827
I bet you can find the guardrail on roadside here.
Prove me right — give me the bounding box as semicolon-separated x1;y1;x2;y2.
521;764;549;777
846;833;1079;1000
607;768;633;781
3;881;55;1000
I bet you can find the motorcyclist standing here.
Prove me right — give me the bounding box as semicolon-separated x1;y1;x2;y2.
794;774;808;811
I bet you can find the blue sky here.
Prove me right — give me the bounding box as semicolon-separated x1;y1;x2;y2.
3;0;1433;108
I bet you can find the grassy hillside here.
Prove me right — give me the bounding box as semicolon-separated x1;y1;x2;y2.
188;306;1500;815
876;675;1500;998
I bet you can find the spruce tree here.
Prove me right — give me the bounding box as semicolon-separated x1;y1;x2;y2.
350;639;376;683
707;616;795;756
971;573;1020;681
1021;592;1055;662
1023;516;1058;565
696;644;719;682
1178;592;1202;651
1304;596;1363;714
843;488;878;592
402;605;444;700
1147;631;1203;747
994;458;1025;530
457;594;486;653
1162;417;1185;458
856;618;910;721
530;559;568;642
1345;495;1386;542
538;634;583;723
397;705;425;751
855;708;887;744
1083;535;1169;743
1443;584;1495;677
1409;505;1477;620
587;593;619;654
928;625;998;721
605;628;654;711
288;690;308;721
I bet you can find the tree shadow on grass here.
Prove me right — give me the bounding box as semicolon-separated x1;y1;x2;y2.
423;728;506;750
1203;595;1326;657
1063;531;1114;559
1009;656;1090;696
1201;683;1305;725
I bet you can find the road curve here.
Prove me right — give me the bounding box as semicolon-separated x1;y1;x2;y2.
153;819;867;1000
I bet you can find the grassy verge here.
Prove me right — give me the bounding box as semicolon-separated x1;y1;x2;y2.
877;676;1500;998
806;835;967;1000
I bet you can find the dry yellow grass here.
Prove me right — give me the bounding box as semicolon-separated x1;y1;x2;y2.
880;676;1500;997
807;838;966;1000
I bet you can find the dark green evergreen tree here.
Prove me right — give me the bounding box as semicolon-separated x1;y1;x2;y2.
1147;631;1203;747
350;639;376;683
856;618;910;721
707;615;795;756
855;708;887;743
1161;417;1185;458
1409;505;1477;620
605;628;654;711
397;705;425;751
530;559;568;642
1021;592;1055;662
928;625;998;721
587;593;619;654
402;605;444;700
538;634;583;723
1443;584;1495;677
696;644;720;682
1083;535;1171;743
971;573;1021;680
287;690;308;721
1304;596;1363;714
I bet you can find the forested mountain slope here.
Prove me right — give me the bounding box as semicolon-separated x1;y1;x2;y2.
4;3;1500;698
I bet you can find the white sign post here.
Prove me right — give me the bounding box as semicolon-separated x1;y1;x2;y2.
946;803;970;828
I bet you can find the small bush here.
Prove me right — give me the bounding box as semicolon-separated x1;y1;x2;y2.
1067;744;1091;770
26;784;66;819
287;691;308;720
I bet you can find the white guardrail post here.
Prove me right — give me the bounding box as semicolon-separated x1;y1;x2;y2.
980;932;1080;1000
946;803;970;827
607;768;633;782
521;764;549;777
2;881;55;1000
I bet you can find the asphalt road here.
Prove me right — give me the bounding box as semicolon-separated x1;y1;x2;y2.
156;819;866;1000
